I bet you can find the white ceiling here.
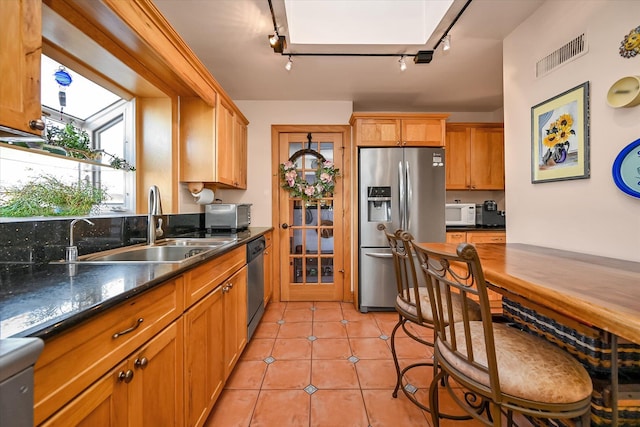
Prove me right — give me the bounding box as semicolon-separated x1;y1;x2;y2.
153;0;544;112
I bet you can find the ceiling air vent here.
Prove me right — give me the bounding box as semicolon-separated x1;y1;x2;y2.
536;33;587;78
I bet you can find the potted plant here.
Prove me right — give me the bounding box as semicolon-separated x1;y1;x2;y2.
0;174;109;217
46;122;136;171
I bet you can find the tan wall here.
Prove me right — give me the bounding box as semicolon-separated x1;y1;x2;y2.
503;0;640;261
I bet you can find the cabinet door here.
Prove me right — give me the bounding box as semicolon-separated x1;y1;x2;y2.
401;119;444;146
184;286;224;427
224;266;248;379
0;0;42;135
216;99;235;186
355;118;401;146
40;361;128;427
130;320;184;427
179;97;217;182
445;126;471;190
469;127;504;190
233;116;248;189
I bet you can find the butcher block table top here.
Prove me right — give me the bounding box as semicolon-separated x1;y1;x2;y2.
414;243;640;344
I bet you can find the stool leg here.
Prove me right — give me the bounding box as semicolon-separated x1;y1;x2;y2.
391;314;403;398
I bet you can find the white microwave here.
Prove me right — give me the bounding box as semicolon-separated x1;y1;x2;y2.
445;203;476;226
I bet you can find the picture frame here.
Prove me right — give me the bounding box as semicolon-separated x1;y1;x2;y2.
531;82;590;183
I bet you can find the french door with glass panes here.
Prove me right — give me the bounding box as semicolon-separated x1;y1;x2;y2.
277;131;346;301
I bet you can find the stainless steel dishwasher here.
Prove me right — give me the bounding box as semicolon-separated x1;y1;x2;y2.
0;338;44;427
246;236;266;340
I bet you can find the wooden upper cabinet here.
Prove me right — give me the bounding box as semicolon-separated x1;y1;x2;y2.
353;118;401;146
233;115;248;189
0;0;42;136
180;96;217;183
179;95;247;189
216;98;235;187
350;113;449;147
445;123;504;190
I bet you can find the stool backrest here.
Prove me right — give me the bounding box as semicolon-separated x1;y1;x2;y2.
378;224;426;322
409;239;501;400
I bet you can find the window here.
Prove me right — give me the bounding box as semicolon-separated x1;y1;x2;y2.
0;55;136;217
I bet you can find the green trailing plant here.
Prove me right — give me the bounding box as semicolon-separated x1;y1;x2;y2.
0;174;109;217
45;122;135;171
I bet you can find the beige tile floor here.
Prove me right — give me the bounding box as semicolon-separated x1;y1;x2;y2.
203;301;494;427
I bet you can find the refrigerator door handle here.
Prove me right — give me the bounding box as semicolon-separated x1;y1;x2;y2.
405;160;412;230
398;160;405;229
364;252;393;259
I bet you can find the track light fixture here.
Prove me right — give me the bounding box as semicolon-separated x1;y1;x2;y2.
398;56;407;71
268;34;286;54
442;34;451;51
265;0;471;65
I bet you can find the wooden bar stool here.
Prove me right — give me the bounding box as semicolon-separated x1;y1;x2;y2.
409;237;593;426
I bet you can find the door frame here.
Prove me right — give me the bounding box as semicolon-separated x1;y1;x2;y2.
271;125;352;303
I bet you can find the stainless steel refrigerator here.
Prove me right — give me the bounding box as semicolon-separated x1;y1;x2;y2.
358;147;446;312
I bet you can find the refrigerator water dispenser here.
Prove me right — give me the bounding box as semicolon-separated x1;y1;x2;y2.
367;186;391;222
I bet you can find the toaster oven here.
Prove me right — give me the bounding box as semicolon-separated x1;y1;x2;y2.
445;203;476;226
205;203;252;231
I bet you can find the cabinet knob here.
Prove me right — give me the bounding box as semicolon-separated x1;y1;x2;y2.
281;223;289;229
134;357;149;369
222;285;230;293
118;369;134;383
29;119;45;131
227;282;234;289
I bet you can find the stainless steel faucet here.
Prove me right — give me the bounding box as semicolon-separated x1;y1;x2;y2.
148;185;163;245
66;218;95;261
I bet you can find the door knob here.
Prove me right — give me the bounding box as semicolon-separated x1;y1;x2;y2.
281;223;289;229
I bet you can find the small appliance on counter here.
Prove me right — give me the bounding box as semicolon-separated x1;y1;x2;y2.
475;200;506;227
205;203;252;232
445;203;476;227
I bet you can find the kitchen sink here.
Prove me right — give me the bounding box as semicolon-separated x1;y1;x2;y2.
59;237;237;264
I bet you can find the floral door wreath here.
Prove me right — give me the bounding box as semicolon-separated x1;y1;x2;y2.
279;133;340;200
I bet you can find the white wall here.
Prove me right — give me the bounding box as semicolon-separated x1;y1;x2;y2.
215;101;353;226
503;0;640;261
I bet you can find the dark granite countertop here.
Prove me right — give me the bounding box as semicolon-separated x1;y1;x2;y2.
446;226;506;231
0;227;272;340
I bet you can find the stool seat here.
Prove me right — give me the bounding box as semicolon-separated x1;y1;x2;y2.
396;287;481;326
437;321;593;404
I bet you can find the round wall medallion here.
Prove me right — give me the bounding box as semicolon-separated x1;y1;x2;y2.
607;76;640;108
612;138;640;199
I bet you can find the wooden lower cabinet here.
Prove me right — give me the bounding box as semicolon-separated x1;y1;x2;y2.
446;230;506;314
184;286;224;427
36;241;253;427
223;266;248;379
41;320;184;427
183;264;247;427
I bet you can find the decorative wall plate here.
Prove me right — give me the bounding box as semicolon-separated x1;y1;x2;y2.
607;76;640;108
612;138;640;198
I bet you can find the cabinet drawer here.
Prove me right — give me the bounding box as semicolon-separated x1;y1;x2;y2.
34;277;184;425
466;231;505;244
184;246;246;307
446;231;467;244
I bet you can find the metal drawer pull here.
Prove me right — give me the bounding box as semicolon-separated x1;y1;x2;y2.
134;357;148;369
118;369;134;383
112;318;144;339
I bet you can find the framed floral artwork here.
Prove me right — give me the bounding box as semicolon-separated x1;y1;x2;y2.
531;82;590;183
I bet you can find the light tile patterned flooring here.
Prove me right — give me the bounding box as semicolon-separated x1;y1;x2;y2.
203;301;488;427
